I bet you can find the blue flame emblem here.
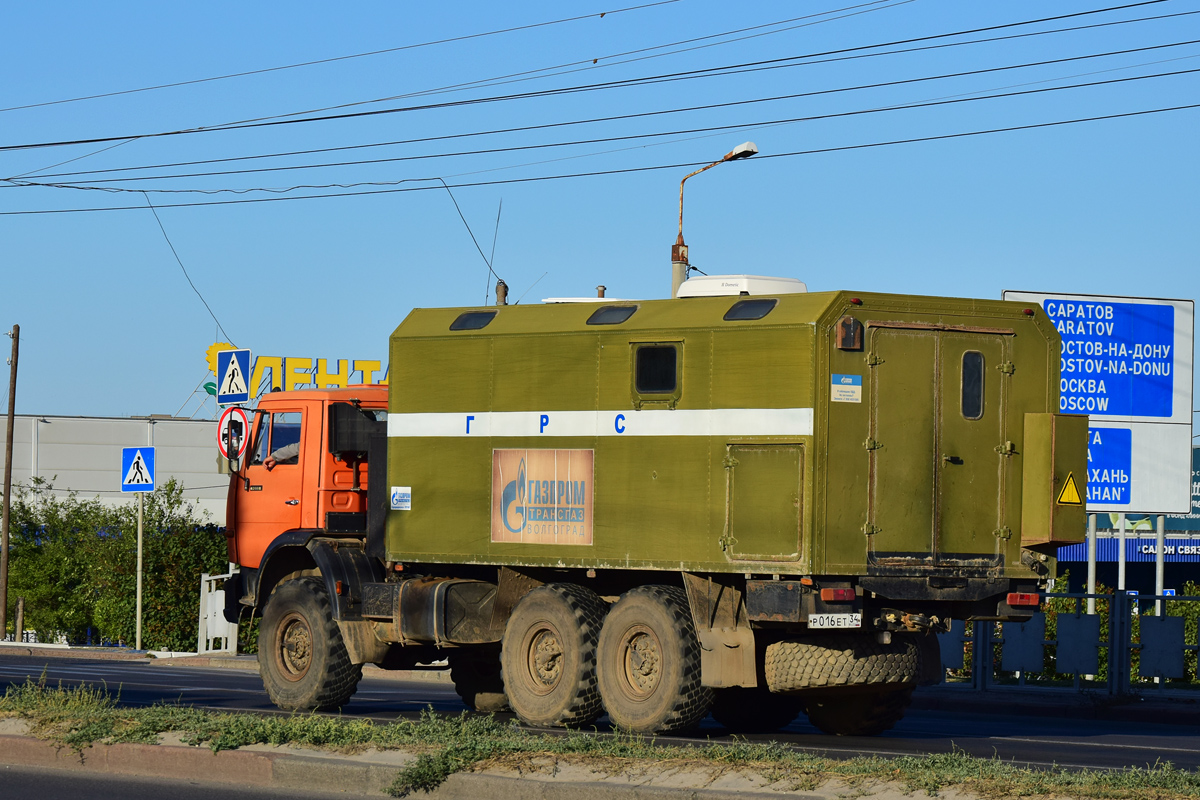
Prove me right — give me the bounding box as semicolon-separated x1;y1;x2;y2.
502;458;527;533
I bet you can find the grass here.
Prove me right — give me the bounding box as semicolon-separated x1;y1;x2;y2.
3;676;1200;799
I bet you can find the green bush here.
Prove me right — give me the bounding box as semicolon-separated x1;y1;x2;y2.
4;477;226;651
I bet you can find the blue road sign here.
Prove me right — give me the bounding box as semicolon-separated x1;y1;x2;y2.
121;447;156;493
1002;291;1193;514
216;349;252;405
1045;299;1175;418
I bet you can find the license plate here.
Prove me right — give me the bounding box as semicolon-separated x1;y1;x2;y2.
808;613;862;629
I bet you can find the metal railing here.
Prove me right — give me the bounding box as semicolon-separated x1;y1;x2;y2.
937;592;1200;694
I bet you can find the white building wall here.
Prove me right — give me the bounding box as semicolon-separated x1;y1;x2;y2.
1;414;227;524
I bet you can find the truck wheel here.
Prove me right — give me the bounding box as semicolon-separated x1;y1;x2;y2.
763;633;919;692
802;686;914;736
596;585;712;734
259;578;362;711
500;583;607;727
710;687;803;733
448;648;510;713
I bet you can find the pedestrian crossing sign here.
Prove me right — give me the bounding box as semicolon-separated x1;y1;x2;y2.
121;447;156;493
216;348;252;405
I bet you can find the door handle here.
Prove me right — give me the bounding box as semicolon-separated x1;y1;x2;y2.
284;499;299;506
942;455;963;465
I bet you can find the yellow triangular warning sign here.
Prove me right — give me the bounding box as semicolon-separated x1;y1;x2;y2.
1057;471;1082;506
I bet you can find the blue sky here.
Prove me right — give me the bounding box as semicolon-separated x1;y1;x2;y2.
1;0;1197;418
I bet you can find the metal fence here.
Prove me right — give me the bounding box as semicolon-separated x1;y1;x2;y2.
936;592;1200;694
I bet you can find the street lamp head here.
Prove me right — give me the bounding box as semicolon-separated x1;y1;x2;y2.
723;141;758;161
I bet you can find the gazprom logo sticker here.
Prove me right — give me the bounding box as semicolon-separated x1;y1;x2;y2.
831;374;863;404
491;449;594;545
390;486;412;511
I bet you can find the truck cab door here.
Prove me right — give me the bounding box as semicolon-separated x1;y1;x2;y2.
237;409;306;568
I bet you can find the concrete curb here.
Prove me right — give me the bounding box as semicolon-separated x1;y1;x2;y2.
0;729;842;799
0;644;149;662
146;653;454;684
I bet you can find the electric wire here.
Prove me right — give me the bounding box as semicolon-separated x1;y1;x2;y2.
219;0;913;128
0;1;680;114
0;1;1178;154
3;101;1195;216
141;192;237;345
10;4;1195;183
11;40;1198;187
14;64;1199;196
180;0;1170;134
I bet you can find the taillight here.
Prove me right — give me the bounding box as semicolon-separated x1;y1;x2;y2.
1007;592;1040;607
820;588;856;602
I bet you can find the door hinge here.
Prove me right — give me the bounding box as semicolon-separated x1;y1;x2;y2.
864;438;883;451
723;455;739;469
863;523;881;536
719;532;736;550
998;361;1016;375
993;526;1013;541
994;441;1016;456
867;353;884;366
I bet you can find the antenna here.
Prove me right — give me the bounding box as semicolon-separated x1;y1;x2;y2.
513;272;549;305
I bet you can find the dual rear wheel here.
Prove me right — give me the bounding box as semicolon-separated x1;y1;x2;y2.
501;583;712;733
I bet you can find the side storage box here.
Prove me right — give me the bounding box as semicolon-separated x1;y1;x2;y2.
1020;413;1088;546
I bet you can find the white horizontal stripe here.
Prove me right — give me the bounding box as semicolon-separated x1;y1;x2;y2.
388;408;813;438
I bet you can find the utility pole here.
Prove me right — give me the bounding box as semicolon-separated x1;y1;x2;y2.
0;324;19;641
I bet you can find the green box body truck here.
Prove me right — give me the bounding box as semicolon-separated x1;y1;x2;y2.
225;278;1085;735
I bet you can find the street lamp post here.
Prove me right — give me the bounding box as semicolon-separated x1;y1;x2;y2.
671;141;758;297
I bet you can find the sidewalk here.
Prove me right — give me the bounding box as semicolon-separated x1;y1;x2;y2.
0;717;885;800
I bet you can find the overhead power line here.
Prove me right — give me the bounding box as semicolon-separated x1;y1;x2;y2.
0;1;1177;154
3;102;1196;216
224;0;913;128
0;1;680;114
20;6;1200;187
12;40;1198;187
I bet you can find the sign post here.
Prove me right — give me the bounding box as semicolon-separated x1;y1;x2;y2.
121;446;156;650
1004;291;1194;602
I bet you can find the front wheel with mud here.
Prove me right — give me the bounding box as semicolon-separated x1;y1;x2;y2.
258;578;361;711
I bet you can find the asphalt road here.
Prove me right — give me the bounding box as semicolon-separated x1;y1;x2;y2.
2;654;1196;772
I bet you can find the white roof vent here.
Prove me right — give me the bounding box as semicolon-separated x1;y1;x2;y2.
675;274;807;298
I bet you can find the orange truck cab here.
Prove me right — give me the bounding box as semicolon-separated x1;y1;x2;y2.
226;385;387;569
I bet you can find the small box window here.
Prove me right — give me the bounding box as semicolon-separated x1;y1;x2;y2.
961;351;984;420
587;305;638;325
724;298;777;321
636;345;677;394
449;310;497;331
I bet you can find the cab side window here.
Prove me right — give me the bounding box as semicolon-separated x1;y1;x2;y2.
267;412;303;465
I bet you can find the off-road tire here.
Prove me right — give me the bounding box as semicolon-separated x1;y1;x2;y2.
802;686;914;736
448;648;510;713
259;578;361;711
763;633;920;693
710;687;803;733
500;583;607;728
597;585;713;734
914;633;944;686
